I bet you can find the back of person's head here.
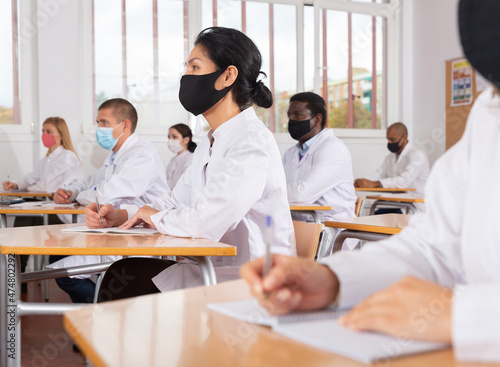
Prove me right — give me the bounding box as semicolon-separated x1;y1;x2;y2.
98;98;138;133
194;27;273;110
289;92;327;129
170;123;197;153
387;122;408;136
43;117;80;159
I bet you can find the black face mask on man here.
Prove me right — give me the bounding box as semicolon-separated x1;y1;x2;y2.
288;118;313;140
387;137;403;153
179;69;233;116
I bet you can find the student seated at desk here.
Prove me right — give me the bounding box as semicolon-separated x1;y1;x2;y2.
240;1;500;361
50;98;169;303
2;116;84;197
166;123;197;189
282;92;357;254
2;117;84;274
85;27;295;301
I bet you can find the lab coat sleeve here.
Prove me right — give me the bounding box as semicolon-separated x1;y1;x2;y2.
15;162;42;190
452;284;500;363
320;128;469;309
365;155;389;181
286;143;351;203
75;152;162;206
150;130;270;240
379;150;428;188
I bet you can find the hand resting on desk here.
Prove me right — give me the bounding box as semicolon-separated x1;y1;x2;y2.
53;187;73;204
119;205;159;230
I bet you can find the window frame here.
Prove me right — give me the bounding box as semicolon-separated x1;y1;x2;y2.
0;0;39;142
81;0;401;140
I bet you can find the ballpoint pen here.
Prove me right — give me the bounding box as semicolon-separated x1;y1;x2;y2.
263;215;273;296
94;186;104;224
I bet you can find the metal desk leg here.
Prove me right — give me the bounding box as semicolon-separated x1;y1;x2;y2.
185;256;217;286
332;230;392;253
43;214;49;226
0;214;6;229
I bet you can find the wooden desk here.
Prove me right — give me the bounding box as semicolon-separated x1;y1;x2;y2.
289;203;333;224
0;224;236;367
0;191;52;198
366;194;425;215
0;204;85;228
62;279;474;367
355;187;415;193
325;214;411;252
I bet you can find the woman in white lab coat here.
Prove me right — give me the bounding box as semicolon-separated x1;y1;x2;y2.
2;116;84;194
86;27;295;300
239;0;500;362
165;123;197;189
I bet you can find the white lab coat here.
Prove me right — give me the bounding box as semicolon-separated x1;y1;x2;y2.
49;133;170;274
166;150;193;189
150;107;296;292
283;129;357;222
322;87;500;363
15;146;84;193
366;141;430;194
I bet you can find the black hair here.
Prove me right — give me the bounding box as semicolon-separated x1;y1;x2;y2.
387;122;408;136
194;27;273;110
98;98;138;133
289;92;327;129
170;123;197;153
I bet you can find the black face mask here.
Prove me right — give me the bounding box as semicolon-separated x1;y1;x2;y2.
288;119;312;140
387;137;403;153
179;69;233;116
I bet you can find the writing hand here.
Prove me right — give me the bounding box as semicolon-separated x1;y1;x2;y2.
54;188;73;204
2;181;18;190
240;254;339;315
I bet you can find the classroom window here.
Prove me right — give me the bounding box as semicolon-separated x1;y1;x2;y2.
93;0;188;129
0;0;20;125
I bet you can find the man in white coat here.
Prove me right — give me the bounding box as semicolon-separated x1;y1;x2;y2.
355;122;429;195
282;92;357;255
240;0;500;362
51;98;169;303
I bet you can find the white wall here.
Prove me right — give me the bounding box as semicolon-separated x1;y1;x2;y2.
1;0;462;182
403;0;462;166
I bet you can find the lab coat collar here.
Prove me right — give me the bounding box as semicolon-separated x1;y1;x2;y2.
207;107;257;145
397;141;414;159
104;133;140;167
296;128;326;156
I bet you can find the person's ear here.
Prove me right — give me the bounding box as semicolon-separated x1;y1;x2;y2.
313;114;323;128
123;120;132;132
215;65;238;90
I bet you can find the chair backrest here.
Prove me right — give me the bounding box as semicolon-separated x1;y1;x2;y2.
293;221;322;260
355;197;363;217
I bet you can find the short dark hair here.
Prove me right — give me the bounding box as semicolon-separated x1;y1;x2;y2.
387;122;408;136
170;123;197;153
194;27;273;110
289;92;327;129
98;98;138;133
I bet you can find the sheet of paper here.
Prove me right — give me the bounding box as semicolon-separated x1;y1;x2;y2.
61;225;159;235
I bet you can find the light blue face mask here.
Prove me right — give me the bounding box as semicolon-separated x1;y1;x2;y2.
96;121;124;150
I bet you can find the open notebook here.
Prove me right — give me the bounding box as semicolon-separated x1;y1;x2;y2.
207;299;448;364
61;226;159;235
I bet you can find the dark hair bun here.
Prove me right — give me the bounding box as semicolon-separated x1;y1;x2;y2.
251;80;273;108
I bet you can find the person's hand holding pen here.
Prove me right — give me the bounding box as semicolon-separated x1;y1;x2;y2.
54;187;73;204
84;203;128;228
239;254;339;315
2;175;18;191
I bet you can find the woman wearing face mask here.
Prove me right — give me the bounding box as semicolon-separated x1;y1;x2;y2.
166;123;197;189
3;117;84;194
85;26;296;300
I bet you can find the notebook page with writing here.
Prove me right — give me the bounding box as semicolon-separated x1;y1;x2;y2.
207;299;344;327
273;319;448;364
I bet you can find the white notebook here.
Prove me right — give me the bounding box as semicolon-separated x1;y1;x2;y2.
207;299;448;363
61;225;159;235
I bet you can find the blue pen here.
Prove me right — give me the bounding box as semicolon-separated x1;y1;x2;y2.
263;215;273;282
94;187;103;224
